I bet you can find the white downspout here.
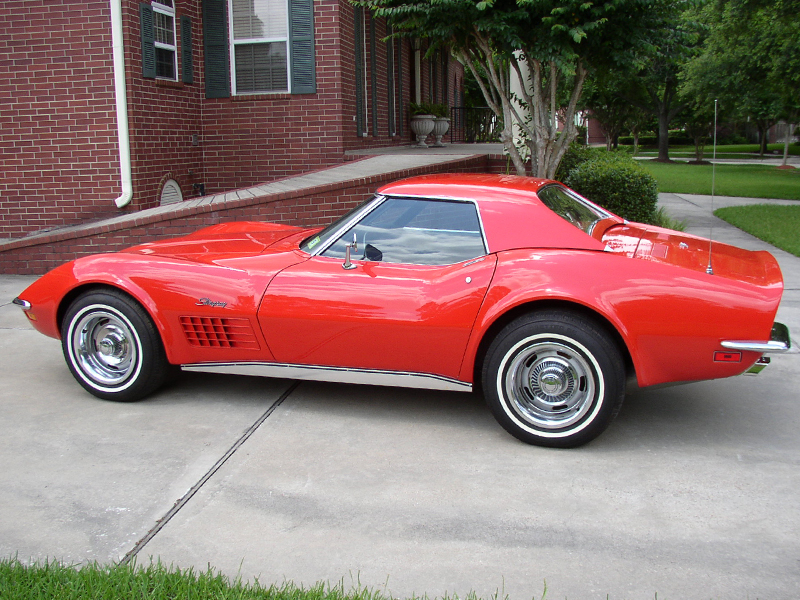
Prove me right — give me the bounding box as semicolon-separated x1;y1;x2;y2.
110;0;132;208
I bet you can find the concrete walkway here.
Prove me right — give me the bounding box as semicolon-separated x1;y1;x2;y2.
1;191;799;600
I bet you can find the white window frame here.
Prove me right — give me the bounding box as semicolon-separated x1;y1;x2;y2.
152;0;178;81
228;0;291;95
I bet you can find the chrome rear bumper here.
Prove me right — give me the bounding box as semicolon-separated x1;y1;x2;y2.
722;322;792;354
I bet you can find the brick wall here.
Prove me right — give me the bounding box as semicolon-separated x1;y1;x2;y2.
198;0;348;195
1;0;465;241
122;0;205;211
0;155;506;275
0;0;120;238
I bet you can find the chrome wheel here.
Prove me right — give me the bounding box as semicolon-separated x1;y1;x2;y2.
70;306;140;389
61;290;169;401
483;311;625;448
501;337;599;430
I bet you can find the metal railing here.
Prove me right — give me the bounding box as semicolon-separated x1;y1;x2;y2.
449;107;502;143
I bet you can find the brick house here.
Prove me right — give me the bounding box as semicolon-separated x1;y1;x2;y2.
0;0;464;239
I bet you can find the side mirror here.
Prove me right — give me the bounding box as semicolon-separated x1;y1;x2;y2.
364;244;382;262
342;233;358;270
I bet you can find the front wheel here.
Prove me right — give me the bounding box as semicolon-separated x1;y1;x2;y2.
482;311;625;448
61;289;169;402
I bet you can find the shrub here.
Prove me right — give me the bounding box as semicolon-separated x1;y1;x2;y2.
565;155;658;223
554;144;605;182
651;206;687;231
409;102;448;117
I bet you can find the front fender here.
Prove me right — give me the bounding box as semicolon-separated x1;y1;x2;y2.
19;253;279;365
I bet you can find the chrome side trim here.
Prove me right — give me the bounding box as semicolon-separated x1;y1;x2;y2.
180;362;473;392
12;297;31;310
721;322;792;354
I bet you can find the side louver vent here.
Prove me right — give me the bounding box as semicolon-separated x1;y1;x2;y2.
180;316;260;350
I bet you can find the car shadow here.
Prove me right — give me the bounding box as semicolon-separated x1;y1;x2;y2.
154;370;792;453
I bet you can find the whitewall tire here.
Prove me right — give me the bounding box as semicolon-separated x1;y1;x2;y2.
482;311;625;448
61;290;169;402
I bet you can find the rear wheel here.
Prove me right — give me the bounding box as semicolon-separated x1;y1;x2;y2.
482;311;625;448
61;290;169;402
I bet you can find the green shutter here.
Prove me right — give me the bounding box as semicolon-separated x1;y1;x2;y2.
202;0;230;98
181;15;193;84
140;3;156;79
354;6;364;136
386;39;395;136
396;39;403;137
369;14;377;136
289;0;316;94
442;51;448;107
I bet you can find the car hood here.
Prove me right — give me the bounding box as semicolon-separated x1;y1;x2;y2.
602;223;783;287
124;222;313;264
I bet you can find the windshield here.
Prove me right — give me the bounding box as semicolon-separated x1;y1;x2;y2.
537;185;608;235
299;196;378;254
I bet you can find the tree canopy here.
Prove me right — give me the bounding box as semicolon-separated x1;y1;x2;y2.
359;0;682;177
680;0;799;156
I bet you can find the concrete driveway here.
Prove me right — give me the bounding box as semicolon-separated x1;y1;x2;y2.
1;193;798;599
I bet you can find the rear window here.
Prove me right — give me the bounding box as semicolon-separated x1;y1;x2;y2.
537;185;607;235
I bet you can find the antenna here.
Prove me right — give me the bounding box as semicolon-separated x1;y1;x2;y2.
706;99;718;275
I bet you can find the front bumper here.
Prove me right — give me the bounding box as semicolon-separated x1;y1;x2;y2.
12;297;31;310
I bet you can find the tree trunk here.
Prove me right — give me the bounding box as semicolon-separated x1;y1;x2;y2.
656;109;671;162
782;122;792;167
757;123;768;156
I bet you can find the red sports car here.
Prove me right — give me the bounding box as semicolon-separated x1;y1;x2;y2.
14;174;791;447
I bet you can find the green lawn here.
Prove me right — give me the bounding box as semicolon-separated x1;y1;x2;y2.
714;204;800;257
637;161;800;200
0;559;400;600
624;143;800;157
0;559;551;600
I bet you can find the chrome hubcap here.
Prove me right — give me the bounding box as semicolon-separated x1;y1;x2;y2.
504;340;597;430
71;308;138;387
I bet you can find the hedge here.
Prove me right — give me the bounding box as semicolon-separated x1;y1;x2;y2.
618;135;694;146
554;144;606;182
564;154;658;223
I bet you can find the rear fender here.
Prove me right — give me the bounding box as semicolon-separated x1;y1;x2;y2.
460;249;782;388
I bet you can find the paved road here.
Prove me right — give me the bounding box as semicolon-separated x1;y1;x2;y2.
1;193;798;600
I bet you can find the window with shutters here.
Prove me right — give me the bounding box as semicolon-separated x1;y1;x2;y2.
141;1;192;83
202;0;315;98
153;0;178;80
229;0;289;94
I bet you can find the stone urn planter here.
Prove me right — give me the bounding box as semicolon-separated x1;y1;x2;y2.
410;114;436;147
431;117;450;147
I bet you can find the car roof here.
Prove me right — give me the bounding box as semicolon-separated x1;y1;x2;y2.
377;173;608;253
377;173;553;198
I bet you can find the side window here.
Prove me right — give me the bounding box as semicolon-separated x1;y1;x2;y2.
322;198;486;266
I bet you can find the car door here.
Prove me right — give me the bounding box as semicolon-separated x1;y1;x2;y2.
258;197;497;380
